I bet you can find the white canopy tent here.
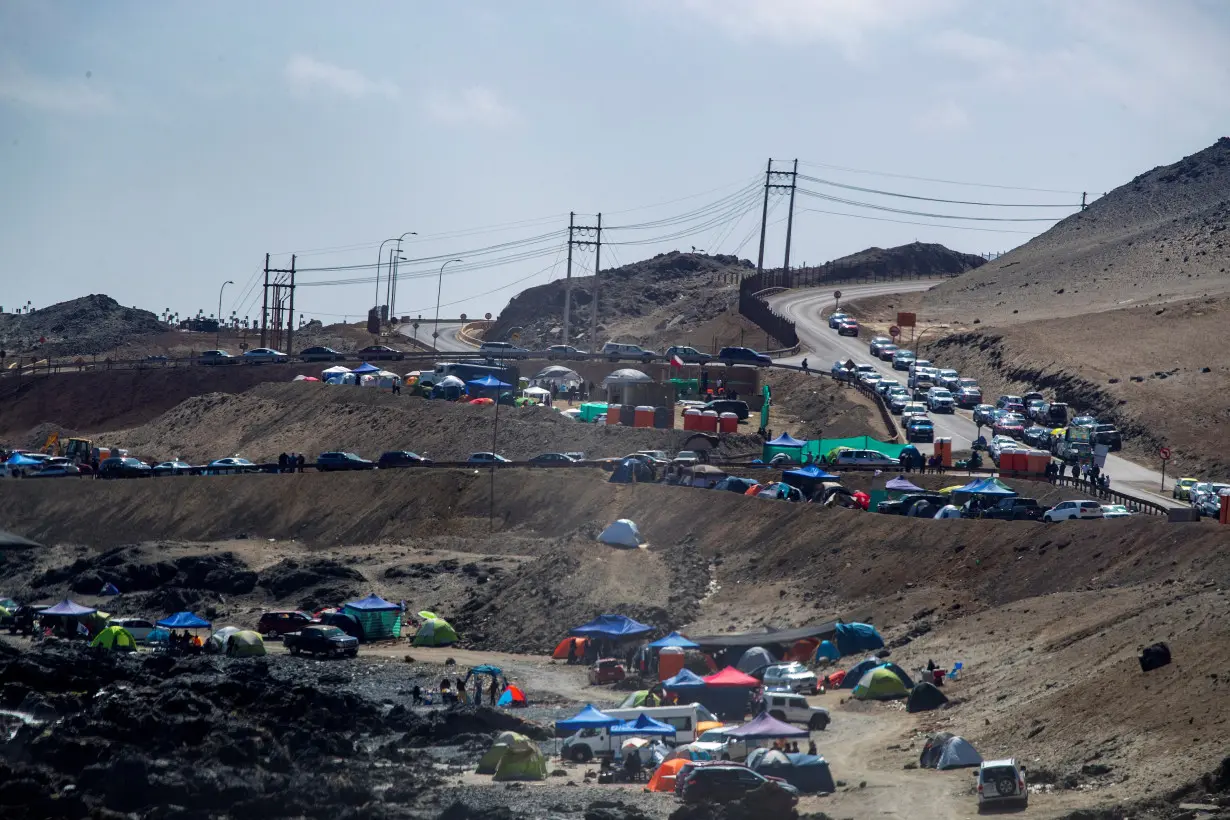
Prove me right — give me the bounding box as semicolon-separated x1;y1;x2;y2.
322;365;357;385
601;368;652;386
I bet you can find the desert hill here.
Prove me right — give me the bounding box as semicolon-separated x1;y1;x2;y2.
818;240;987;280
0;294;167;358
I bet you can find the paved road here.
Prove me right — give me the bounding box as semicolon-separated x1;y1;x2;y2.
396;320;472;354
768;283;1180;507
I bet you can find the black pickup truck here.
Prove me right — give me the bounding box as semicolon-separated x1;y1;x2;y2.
284;625;359;658
980;497;1044;521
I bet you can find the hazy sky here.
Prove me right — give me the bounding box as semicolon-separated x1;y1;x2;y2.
3;0;1228;325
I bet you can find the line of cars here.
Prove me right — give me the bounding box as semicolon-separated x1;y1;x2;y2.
199;344;408;365
481;341;776;366
1171;477;1230;519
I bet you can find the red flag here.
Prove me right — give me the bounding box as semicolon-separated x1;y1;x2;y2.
670;354;684;369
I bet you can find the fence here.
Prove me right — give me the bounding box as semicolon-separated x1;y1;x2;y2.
737;274;798;350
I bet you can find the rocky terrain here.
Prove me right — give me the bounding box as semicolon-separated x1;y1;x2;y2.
803;241;987;282
0;294;167;359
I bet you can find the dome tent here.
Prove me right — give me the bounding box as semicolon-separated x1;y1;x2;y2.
748;749;836;794
919;732;982;770
598;519;644;547
490;732;547;781
412;611;458;646
840;657;882;689
736;646;774;674
206;626;243;654
907;681;949;713
852;667;910;700
226;630;266;657
477;731;521;775
90;625;136;651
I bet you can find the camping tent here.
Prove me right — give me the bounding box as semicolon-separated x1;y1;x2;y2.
569;614;652;640
919;733;982;770
747;750;836;794
852;667;910;700
552;636;588;660
157;611;211;630
649;632;699;649
43;599;96;617
951;477;1017;505
876;662;915;689
100;582;120;596
533;365;582;386
736;646;775;674
226;630;267;657
781;465;840;495
609;458;655;484
206;626;242;654
813;640;840;662
497;684;528;707
661;668;707;693
762;433;808;464
647;758;690;793
840;657;882;688
833;622;884;656
491;733;547;781
609;713;677;738
598;519;644;547
351;362;381;375
90;625;136;651
725;712;809;740
321;365;353;382
477;731;520;775
713;476;758;494
343;594;403;640
412;611;458;646
556;705;619;735
907;682;949;713
703;667;761;688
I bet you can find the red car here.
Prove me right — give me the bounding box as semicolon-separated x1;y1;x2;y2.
256;610;312;637
837;319;860;337
993;413;1027;439
587;658;627;685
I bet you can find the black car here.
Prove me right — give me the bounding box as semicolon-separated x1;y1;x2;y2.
98;457;152;479
377;451;432;468
315;452;375;471
981;497;1044;521
1022;426;1052;448
284;625;359;658
528;453;579;464
682;765;799;805
717;347;773;366
906;418;935;443
1041;402;1069;425
702;399;749;420
357;345;405;361
972;404;997;427
877;492;949;515
1092;424;1122;451
299;346;345;362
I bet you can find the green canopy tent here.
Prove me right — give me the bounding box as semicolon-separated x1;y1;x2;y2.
762;433;808;464
343;595;403;640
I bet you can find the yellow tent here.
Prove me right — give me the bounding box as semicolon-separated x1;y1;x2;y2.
90;625;136;651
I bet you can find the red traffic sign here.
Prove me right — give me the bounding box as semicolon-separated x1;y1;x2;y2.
833;290;842;299
889;325;900;337
1159;447;1171;460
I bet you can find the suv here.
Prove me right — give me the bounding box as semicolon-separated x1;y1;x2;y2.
1043;500;1104;522
830;449;899;468
935;369;961;389
972;404;997;427
927;388;955;413
285;624;359;658
256;610;313;637
703;399;749;420
718;346;772;366
837;318;860;337
587;658;627;685
891;350;916;371
996;395;1024;410
877;492;949;516
981;497;1044;521
666;345;712;364
682;764;800;805
887;389;911;413
1041;402;1069;426
906;417;935;443
977;758;1028;809
547;344;587;360
1092;423;1122;451
761;690;831;729
315;452;375;471
99;457;152;479
479;341;529;359
762;662;819;695
868;336;893;356
877;343;900;362
603;342;657;363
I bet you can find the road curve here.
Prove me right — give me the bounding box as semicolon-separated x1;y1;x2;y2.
768;283;1180;507
396;321;472;354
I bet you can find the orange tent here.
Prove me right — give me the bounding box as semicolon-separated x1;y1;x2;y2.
646;758;689;793
825;669;847;687
743;484;760;497
784;638;819;663
470;398;494;405
552;637;588;660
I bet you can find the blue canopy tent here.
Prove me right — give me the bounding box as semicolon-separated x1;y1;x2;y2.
156;611;211;629
42;599;97;617
781;464;841;496
763;432;808;464
470;664;504;678
466;374;511;395
467;376;513;499
350;362;381;375
951;477;1017;505
648;631;699;649
833;622;884;656
570;614;653;640
556;704;620;735
662;668;747;718
609;713;677;737
661;668;707;692
343;594;403;640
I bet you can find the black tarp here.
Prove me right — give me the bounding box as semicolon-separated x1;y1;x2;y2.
688;621;840;652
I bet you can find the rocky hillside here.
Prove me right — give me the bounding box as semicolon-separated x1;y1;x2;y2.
486;251;751;348
815;240;987;280
926;137;1230;324
0;294;166;358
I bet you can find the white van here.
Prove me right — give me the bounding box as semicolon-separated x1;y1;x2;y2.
602;342;658;363
559;703;714;762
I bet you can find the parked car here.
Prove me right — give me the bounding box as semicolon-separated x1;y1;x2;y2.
702;399;749;420
377;451;433;468
666;345;712;364
1070;415;1098;429
887;389;910;414
935;369;961;390
243;347;289;363
467;452;511;464
973;404;997;427
682;764;799;805
1022;426;1052;448
830;448;899;468
546;344;588;360
98;457;152;479
693;727;752;761
878;492;949;516
761;689;830;729
956;386;983;407
927;388;956;413
981;497;1044;521
1173;477;1200;500
202;457;259;475
837;318;860;337
761;662;819;695
1040;401;1069;425
868;336;893;356
152;460;192;476
299;346;345;362
315;452;375;471
877;343;900;362
906;417;935;443
110;617;156;643
602;342;657;362
285;624;359;658
24;456;81;478
892;349;916;371
977;758;1028;810
827;311;848;329
587;658;627;685
859;371;882;388
901;401;929;421
479;341;530;359
718;346;773;366
529;452;579;464
993;413;1027;438
995;395;1024;410
357;345;405;361
198;349;235;366
256;610;313;637
875;378;901;397
1092;423;1122;451
673;450;700;465
1101;504;1134;518
1043;500;1105;522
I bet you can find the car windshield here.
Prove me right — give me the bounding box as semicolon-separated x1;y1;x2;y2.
316;626;344;637
982;765;1018;782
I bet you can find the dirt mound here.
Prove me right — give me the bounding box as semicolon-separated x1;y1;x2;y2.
761;369;888;440
926;137;1230;325
29;546;256;600
258;558;366;611
0;294;166;359
487;251;751;348
820;241;985;280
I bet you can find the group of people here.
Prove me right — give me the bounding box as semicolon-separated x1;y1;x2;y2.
1048;460;1112;493
411;674;508;707
772;739;818;756
167;630;203;656
277;452;306;473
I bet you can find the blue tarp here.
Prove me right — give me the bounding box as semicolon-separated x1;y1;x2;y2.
609;713;677;737
156;611;211;629
840;657;882;689
833;622;884;656
782;465;840;481
344;594;401;612
6;453;44;467
470;664;504;677
569;614;653;639
648;631;699;649
713;476;758;493
661;668;707;691
100;582;121;596
953;478;1017;497
556;704;620;733
766;433;806;447
814;640;840;662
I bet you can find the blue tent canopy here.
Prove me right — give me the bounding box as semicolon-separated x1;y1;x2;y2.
648;631;699;649
6;453;44;467
157;611;211;629
470;664;504;677
42;599;96;617
661;668;707;690
766;433;806;447
885;476;924;491
782;465;840;481
467;374;511;389
556;704;620;733
609;713;677;736
569;614;652;639
953;478;1017;497
813;640;840;662
351;362;381;374
833;622;884;656
344;594;401;611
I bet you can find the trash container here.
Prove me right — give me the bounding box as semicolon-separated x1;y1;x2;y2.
719;412;738;434
634;405;655;428
683;409;700;430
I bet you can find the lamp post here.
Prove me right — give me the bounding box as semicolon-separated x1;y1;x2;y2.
374;238;399;314
433;258;463;353
389;231;417;321
216;280;234;348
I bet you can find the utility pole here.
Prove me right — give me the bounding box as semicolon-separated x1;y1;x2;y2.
1081;192;1088;210
782;158;799;285
286;255;296;354
755;159;799;285
562;212;575;345
260;254;297;352
755;158;772;279
260;253;270;348
591;212;601;349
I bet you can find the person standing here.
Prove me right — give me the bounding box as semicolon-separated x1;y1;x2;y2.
278;452;288;473
488;677;500;706
297;453;306;473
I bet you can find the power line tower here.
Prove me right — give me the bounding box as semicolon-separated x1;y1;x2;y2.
562;213;601;347
755;158;799;285
260;253;297;353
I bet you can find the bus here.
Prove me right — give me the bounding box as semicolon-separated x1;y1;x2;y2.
430;361;519;387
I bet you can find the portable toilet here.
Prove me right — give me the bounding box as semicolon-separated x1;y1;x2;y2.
654;406;673;429
620;404;638;426
606;405;622;426
658;646;685;681
719;412;739;434
934;437;952;467
700;410;719;432
684;409;701;430
635;406;655;428
1026;450;1050;474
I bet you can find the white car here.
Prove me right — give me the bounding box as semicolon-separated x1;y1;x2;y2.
830;448;899;468
935;369;961;389
1101;504;1133;518
762;662;819;694
479;341;530;359
153;461;193;476
692;727;753;761
672;451;700;466
203;457;258;475
854;363;877;380
1043;500;1104;522
110;617;156;643
761;691;831;730
32;456;81;478
901;402;929;421
242;347;288;363
467;452;510;464
927;388;956;413
978;758;1028;809
859;372;882;387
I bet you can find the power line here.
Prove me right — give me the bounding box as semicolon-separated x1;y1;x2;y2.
793;207;1040;234
797;174;1078;208
797;188;1062;222
798;159;1086;195
606;189;763;246
605;181;762;231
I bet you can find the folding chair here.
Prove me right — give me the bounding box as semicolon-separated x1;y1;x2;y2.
947;661;963;680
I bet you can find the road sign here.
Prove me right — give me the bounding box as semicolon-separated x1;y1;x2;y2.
460;313;468;321
889;325;900;337
834;290;842;299
896;312;917;329
1159;447;1171;460
412;322;420;330
484;312;492;320
844;358;855;370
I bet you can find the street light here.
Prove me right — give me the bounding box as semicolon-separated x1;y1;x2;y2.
216;280;234;348
389;231;417;320
433;259;463;353
374;238;399;312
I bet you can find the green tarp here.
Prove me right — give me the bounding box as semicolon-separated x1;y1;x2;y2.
809;436;909;461
579;402;609;423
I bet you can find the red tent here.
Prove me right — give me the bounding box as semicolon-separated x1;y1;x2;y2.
852;491;870;510
551;636;588;660
784;638;820;663
703;666;760;687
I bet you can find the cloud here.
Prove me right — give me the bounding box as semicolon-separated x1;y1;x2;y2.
284;55;397;99
913;99;970;135
0;60;111;113
424;87;518;128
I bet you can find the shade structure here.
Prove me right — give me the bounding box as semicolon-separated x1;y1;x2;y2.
661;668;707;691
467;374;512;390
344;594;401;611
703;667;761;687
609;713;677;737
42;599;97;617
885;476;924;492
471;664;504;677
351;362;381;374
952;477;1017;497
556;704;620;733
569;614;653;639
648;631;699;649
782;465;840;481
437;375;465;387
601;368;652;386
533;365;582;382
342;595;403;640
767;433;806;447
724;711;809;739
156;611;211;629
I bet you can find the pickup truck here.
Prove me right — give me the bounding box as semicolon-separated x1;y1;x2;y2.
980;497;1044;521
284;625;359;658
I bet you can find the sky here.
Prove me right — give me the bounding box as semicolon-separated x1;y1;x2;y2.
3;0;1229;326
